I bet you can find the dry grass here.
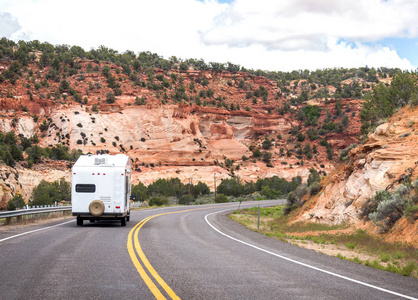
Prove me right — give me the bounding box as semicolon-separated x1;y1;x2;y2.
0;211;72;230
229;205;418;278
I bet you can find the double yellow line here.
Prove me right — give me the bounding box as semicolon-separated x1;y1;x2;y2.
127;204;248;299
127;211;181;300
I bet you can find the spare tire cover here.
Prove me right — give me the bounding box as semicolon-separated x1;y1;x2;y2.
89;200;105;216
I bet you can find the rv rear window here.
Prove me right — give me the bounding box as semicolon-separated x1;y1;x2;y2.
76;184;96;193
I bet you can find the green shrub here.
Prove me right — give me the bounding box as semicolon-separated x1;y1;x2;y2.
192;181;210;198
215;194;228;203
310;182;322;195
262;138;272;150
339;143;358;162
284;184;309;214
217;178;245;197
49;144;71;160
385;263;401;274
262;151;272;163
297;132;305;142
31;178;71;206
402;262;416;276
307;168;320;187
359;190;391;220
6;198;16;211
253;148;261;158
380;253;390;263
147;178;188;199
179;194;194;205
39;119;49;131
360;72;417;135
260;186;280;199
106;91;116;103
345;242;355;249
131;181;148;202
368;184;413;232
405;204;418;222
6;194;24;210
148;196;168;206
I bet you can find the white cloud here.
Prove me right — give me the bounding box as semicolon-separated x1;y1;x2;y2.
200;0;418;51
1;0;417;71
196;39;415;72
0;12;21;38
4;0;227;53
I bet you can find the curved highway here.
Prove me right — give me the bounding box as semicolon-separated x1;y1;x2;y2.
0;201;417;299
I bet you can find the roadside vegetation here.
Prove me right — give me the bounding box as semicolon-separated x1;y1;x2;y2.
6;177;71;210
360;179;418;233
5;172;306;211
360;72;418;137
0;131;82;169
230;205;418;278
131;174;308;207
131;178;210;206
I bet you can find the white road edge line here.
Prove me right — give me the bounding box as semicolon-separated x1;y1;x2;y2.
205;209;417;300
0;220;74;243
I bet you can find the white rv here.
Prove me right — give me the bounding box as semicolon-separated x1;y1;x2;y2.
71;154;132;226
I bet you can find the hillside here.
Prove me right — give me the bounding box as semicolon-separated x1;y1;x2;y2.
0;39;400;208
294;106;418;244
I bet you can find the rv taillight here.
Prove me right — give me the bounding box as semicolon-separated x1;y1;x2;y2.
98;173;100;175
121;173;124;176
73;173;76;175
116;206;120;209
103;173;106;175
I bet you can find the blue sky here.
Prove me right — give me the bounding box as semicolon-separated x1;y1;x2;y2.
0;0;417;72
378;37;418;67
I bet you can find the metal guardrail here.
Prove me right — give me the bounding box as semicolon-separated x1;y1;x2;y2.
0;206;72;219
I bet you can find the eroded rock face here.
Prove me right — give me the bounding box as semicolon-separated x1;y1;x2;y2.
0;103;301;208
0;165;23;208
25;104;300;186
0;65;364;208
297;107;418;225
0;162;70;209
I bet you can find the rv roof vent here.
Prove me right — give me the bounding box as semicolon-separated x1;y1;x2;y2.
94;157;107;165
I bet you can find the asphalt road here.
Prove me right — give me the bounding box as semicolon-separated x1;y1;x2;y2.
0;200;417;300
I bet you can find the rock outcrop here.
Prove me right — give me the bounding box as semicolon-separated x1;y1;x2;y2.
0;162;70;208
0;61;365;208
297;107;418;225
0;102;317;206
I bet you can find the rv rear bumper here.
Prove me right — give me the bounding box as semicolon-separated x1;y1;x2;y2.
73;212;128;219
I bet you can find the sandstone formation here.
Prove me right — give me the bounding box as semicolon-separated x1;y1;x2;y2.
0;59;367;207
297;107;418;226
0;162;70;209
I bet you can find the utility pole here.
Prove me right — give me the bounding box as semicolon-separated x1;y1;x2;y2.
214;173;217;203
189;177;193;198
